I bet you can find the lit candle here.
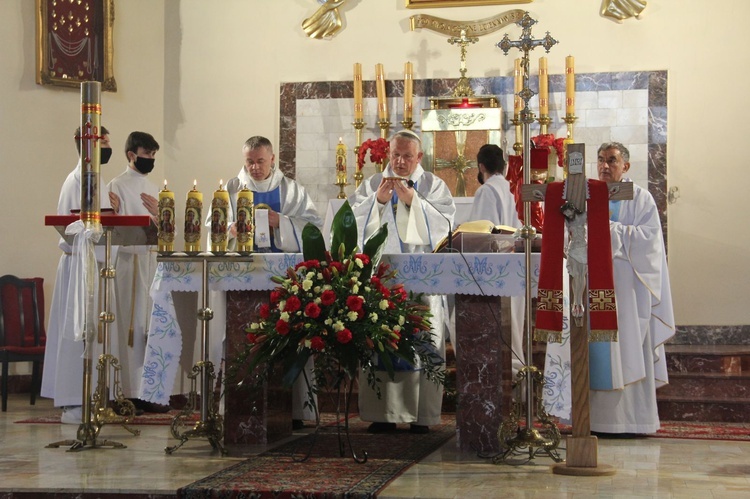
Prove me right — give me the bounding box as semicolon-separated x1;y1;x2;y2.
211;180;229;253
375;63;388;121
236;184;254;254
565;55;575;116
539;56;549;116
353;62;363;121
184;179;202;253
513;58;522;119
335;137;347;184
157;180;175;253
403;61;413;121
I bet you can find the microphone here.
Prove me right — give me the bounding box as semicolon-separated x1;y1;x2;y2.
406;179;454;253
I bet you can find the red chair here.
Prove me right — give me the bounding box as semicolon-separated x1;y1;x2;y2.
0;275;46;412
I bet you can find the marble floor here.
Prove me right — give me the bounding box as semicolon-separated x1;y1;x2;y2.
2;394;750;498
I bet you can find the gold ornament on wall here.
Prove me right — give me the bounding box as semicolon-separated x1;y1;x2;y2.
302;0;348;39
600;0;647;23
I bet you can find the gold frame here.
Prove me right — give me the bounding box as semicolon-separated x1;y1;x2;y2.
35;0;117;92
406;0;531;8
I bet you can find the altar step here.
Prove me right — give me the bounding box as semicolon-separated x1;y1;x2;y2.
657;345;750;422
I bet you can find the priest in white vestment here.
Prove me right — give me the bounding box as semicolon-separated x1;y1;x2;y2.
349;130;455;433
221;135;323;427
589;142;675;434
41;127;114;423
107;131;163;410
467;144;525;374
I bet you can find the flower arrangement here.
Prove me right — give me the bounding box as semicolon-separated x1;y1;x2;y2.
356;138;390;171
228;202;444;404
532;133;567;168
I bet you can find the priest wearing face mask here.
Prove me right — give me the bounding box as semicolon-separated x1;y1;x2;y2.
41;126;114;424
107;131;168;413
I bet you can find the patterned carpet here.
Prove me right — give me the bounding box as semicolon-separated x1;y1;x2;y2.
178;415;457;499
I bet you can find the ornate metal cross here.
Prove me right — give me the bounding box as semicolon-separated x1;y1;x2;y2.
497;13;558;123
448;28;479;97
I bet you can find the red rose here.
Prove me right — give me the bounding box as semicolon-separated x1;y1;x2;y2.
275;319;290;336
336;328;352;344
354;253;370;266
245;332;258;344
285;295;301;313
330;261;344;274
270;289;284;304
346;295;364;312
310;336;325;351
321;289;336;306
304;302;321;319
259;303;271;319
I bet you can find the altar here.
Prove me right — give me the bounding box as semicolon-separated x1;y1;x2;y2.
140;252;539;453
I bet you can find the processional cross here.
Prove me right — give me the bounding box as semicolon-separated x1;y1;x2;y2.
521;144;632;475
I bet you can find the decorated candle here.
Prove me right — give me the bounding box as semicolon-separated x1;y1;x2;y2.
236;185;254;254
375;63;388;121
513;58;522;119
403;61;414;121
184;180;202;253
335;137;347;183
353;63;363;121
210;180;229;253
539;56;549;116
565;55;575;116
157;180;175;253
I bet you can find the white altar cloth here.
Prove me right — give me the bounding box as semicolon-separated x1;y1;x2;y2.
139;252;540;404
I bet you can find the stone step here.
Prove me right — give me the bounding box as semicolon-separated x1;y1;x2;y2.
657;396;750;423
666;344;750;374
658;372;750;400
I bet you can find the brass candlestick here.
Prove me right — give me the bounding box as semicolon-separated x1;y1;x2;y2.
334;178;349;199
511;117;523;155
400;117;415;130
378;119;391;172
353;119;365;188
537;114;552;135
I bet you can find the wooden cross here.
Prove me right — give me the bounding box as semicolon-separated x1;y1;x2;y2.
521;143;631;475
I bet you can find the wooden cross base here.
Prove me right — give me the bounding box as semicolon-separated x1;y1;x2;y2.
552;436;616;475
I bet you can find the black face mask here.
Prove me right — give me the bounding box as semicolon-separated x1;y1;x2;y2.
100;147;112;164
134;156;155;174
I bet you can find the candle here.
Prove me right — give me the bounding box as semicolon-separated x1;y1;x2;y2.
375;63;388;121
353;62;363;121
539;56;549;116
335;137;347;184
513;58;522;119
157;180;175;253
403;61;413;121
184;179;202;253
211;180;229;253
565;55;575;116
236;184;253;254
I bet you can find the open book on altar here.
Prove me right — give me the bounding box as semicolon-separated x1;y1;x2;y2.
434;220;527;253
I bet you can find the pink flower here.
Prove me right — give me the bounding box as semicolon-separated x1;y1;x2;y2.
275;319;290;336
321;290;336;306
304;302;321;319
285;295;301;313
310;336;325;351
336;328;352;344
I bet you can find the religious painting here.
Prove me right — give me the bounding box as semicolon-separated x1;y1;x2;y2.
35;0;117;91
405;0;532;8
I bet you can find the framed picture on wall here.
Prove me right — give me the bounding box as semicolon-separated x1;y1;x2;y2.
406;0;532;7
35;0;117;91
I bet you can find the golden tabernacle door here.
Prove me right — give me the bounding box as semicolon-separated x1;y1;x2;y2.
421;96;503;197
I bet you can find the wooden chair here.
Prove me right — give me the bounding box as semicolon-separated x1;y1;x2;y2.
0;275;46;412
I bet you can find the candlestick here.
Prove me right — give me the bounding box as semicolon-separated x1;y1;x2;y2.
514;58;522;120
236;185;253;254
375;63;388;121
210;180;229;253
403;61;413;122
157;180;175;253
334;137;349;199
352;119;365;188
353;62;363;121
184;180;203;253
565;55;575;116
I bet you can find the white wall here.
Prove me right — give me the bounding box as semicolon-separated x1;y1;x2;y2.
1;0;746;328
